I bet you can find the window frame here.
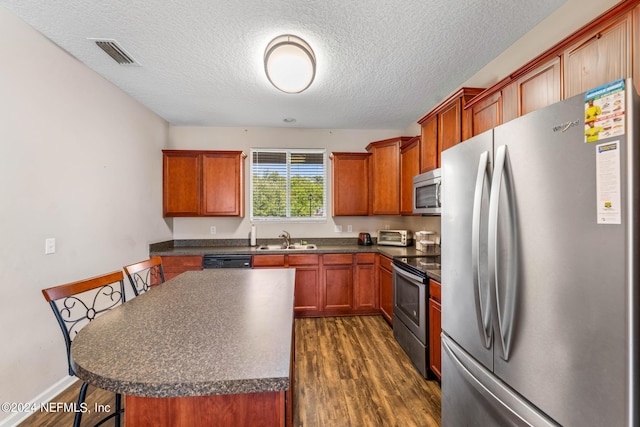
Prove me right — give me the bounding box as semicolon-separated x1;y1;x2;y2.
250;148;327;222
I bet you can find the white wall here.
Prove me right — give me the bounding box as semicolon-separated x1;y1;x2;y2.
168;126;441;242
0;8;172;425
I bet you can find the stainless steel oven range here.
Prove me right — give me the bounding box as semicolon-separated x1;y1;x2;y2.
392;256;439;378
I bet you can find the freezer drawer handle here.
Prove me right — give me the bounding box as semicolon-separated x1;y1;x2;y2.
488;145;518;361
472;150;493;349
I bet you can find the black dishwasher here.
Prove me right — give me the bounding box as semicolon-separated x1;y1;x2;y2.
202;254;252;269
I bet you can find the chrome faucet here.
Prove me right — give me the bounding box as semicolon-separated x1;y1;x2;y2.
279;230;291;249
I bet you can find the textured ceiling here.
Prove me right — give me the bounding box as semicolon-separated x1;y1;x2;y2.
1;0;566;129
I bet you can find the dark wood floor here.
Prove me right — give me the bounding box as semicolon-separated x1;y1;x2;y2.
20;315;441;426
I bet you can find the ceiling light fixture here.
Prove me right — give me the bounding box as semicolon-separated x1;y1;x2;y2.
264;35;316;94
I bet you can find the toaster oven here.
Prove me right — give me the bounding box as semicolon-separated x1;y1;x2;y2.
377;229;413;247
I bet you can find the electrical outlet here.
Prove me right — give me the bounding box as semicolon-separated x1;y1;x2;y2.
335;225;342;233
347;225;353;232
384;224;390;230
45;238;56;254
210;226;216;235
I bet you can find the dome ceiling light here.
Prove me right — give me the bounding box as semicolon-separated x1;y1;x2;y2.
264;35;316;94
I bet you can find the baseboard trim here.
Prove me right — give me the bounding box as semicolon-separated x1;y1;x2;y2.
0;376;78;427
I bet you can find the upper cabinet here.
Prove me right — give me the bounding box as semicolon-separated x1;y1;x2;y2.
330;152;371;216
163;150;246;217
400;136;420;216
563;14;631;98
501;57;561;124
366;137;411;215
418;88;484;172
465;1;638;136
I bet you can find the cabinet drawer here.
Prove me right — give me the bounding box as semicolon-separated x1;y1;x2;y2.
289;254;319;266
161;255;203;270
379;255;393;271
252;255;286;267
323;253;354;265
429;279;441;302
355;252;376;264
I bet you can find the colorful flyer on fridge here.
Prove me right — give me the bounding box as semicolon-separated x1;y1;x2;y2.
595;140;621;224
584;79;625;143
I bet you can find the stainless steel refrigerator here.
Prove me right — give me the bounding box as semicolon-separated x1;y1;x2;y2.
440;78;639;427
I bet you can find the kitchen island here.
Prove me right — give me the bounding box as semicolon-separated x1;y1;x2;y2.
71;268;296;427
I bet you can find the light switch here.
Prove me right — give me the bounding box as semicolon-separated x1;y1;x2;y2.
45;238;56;254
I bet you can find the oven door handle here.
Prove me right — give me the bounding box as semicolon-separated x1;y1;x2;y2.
392;264;426;284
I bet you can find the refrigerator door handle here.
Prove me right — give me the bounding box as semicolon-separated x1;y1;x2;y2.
472;150;492;349
488;145;518;361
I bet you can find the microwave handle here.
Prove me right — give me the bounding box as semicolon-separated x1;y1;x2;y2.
436;181;442;207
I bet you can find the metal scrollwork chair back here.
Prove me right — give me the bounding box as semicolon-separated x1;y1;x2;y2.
42;271;125;427
123;256;165;297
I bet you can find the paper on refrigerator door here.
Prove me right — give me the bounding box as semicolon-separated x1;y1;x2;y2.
595;140;621;224
584;79;625;143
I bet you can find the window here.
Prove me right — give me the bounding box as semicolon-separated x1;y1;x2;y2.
251;148;326;221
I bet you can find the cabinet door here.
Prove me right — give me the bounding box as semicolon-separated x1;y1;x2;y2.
202;152;245;216
354;253;377;311
429;279;442;380
294;267;321;314
378;255;394;325
438;98;462;160
470;92;501;137
502;57;561;124
564;15;630;98
420;116;438;173
429;297;442;380
322;254;354;312
330;153;371;216
163;152;201;217
289;255;321;315
400;138;420;215
368;140;401;215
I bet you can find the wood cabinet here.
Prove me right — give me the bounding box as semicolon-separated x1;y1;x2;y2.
163;150;246;217
563;14;631;99
353;253;377;312
501;57;561;124
253;252;378;317
464;2;639;137
322;254;354;312
330;152;371;216
366;137;411;215
428;279;442;381
289;254;321;316
253;254;321;317
419;116;438;173
418;88;484;171
160;255;203;281
400;137;420;215
379;255;394;325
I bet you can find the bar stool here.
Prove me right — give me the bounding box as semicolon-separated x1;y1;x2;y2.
42;271;125;427
123;256;165;297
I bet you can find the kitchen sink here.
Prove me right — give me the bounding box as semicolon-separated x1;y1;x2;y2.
257;243;317;251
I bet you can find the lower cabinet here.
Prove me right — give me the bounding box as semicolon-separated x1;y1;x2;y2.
378;255;394;325
322;254;354;313
354;253;378;313
253;252;379;317
429;279;442;380
253;254;321;317
289;255;321;316
161;255;203;281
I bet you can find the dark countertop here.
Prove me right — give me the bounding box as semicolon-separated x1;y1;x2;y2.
71;269;296;398
150;239;441;281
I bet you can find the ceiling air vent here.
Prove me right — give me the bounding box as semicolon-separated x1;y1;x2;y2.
91;39;139;65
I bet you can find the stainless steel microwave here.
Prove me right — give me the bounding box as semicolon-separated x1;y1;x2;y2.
413;169;441;215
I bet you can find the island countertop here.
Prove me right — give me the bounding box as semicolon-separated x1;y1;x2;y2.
71;268;296;398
